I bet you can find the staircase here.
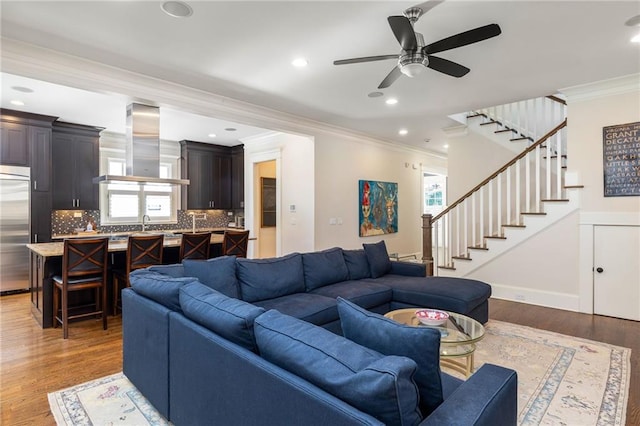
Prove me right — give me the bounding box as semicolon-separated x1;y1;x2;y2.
424;95;583;277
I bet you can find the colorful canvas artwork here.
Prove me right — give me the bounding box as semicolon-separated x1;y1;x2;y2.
359;180;398;237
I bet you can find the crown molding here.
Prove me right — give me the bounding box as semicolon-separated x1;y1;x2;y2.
1;37;445;161
561;73;640;103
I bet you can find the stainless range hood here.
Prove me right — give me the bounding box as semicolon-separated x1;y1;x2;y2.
94;103;189;185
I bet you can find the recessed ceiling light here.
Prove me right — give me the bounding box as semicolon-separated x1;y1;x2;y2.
424;138;431;143
161;1;193;18
208;133;217;138
368;91;384;98
11;86;34;93
443;144;449;149
225;128;237;132
631;33;640;43
10;100;25;106
386;98;398;105
398;129;408;136
292;58;308;67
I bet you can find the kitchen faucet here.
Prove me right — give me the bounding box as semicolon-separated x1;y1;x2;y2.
142;214;151;232
188;212;207;233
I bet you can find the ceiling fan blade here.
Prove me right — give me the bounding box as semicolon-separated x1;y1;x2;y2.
423;23;502;55
378;66;403;89
388;16;418;51
333;55;398;66
427;55;470;77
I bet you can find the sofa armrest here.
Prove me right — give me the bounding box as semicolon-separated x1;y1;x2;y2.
389;261;427;277
419;364;517;426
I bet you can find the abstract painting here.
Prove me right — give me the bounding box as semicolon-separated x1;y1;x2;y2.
359;180;398;237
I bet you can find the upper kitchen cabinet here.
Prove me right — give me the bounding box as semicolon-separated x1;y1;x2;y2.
0;110;56;190
180;141;233;210
231;145;244;209
52;122;103;210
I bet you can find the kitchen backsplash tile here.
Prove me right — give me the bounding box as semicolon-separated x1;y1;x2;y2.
52;210;238;236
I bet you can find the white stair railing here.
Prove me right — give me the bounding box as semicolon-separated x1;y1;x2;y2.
473;95;567;145
430;119;567;271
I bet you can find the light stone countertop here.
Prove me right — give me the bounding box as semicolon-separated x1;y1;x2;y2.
27;233;225;258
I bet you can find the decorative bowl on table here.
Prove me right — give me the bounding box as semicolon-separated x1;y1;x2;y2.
415;309;449;326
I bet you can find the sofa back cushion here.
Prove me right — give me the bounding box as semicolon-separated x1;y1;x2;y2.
363;240;392;278
342;249;371;280
254;309;422;426
337;297;444;416
236;253;305;302
302;248;350;291
179;282;265;352
183;256;239;298
129;269;199;312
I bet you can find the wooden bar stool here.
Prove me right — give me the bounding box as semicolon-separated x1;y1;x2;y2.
52;237;109;339
221;230;250;258
113;234;164;315
179;232;211;261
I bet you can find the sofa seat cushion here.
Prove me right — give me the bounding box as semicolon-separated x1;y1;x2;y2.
179;282;265;352
310;280;392;310
337;297;443;416
237;253;305;302
367;275;491;315
183;256;239;298
342;249;371;280
254;309;422;426
363;241;392;278
129;269;200;312
302;247;350;291
252;293;338;326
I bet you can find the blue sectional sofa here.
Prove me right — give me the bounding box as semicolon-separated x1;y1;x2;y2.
122;241;517;425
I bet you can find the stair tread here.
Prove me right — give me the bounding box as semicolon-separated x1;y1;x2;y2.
541;199;570;202
521;212;547;215
468;246;489;250
564;185;584;189
467;113;484;119
484;235;507;239
502;224;526;228
452;255;472;261
495;128;515;133
480;121;497;126
438;265;456;270
510;136;533;141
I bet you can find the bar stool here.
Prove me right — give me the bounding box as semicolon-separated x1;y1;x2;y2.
112;234;164;315
221;230;250;258
52;237;109;339
179;232;211;261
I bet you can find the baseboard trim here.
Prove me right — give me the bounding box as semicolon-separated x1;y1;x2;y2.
490;282;581;312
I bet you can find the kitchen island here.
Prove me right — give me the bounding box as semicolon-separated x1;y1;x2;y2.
26;233;224;328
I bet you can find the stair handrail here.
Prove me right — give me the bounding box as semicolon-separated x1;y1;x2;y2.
432;118;568;224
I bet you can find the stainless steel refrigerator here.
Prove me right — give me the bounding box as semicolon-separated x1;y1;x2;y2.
0;165;30;293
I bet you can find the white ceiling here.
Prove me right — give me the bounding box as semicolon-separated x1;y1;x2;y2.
1;1;639;153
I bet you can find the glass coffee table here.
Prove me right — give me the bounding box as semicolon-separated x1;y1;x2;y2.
384;309;485;377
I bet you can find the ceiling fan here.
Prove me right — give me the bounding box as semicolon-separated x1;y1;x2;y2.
333;1;502;89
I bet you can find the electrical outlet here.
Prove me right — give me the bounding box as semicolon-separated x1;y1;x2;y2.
514;294;526;301
73;212;82;218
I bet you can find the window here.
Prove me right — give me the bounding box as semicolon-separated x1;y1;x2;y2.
423;173;447;215
100;156;178;225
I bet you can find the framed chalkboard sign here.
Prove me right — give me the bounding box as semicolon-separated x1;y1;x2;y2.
261;177;276;227
603;121;640;197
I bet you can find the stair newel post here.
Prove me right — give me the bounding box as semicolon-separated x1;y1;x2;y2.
422;214;434;276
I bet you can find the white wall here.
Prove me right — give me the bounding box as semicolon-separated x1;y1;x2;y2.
313;132;446;255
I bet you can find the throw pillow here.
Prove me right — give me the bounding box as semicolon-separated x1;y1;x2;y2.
362;240;392;278
179;282;265;352
236;253;305;302
337;297;444;416
183;256;239;298
302;247;350;291
129;269;199;312
342;249;371;280
254;309;422;426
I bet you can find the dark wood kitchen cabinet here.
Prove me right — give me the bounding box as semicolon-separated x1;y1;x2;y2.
52;122;103;210
180;141;233;210
1;109;57;243
231;145;244;209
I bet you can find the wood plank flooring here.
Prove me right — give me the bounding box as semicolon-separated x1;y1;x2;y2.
1;293;637;425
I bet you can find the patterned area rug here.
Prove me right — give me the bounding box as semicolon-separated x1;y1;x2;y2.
48;320;631;426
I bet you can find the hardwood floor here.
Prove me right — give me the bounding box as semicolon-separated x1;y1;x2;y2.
0;293;637;425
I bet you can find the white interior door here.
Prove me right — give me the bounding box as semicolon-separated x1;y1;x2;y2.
593;225;640;321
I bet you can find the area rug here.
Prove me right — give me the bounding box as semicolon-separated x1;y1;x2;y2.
463;320;631;426
48;320;631;426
